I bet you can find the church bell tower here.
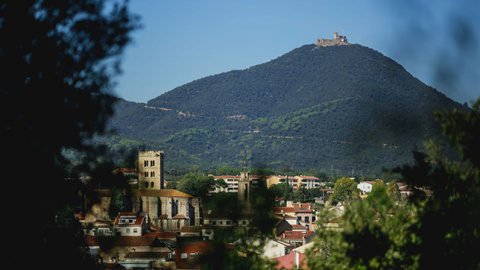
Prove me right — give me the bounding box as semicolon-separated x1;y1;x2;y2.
237;153;252;213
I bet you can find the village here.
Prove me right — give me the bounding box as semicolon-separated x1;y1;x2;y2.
70;150;419;270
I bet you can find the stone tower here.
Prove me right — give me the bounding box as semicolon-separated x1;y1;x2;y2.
138;151;164;190
237;154;252;213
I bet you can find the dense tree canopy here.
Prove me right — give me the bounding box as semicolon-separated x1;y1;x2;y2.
108;44;466;174
329;177;360;205
0;1;138;268
308;97;480;269
177;174;215;199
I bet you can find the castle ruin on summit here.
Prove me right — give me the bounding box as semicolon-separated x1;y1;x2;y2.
316;32;350;47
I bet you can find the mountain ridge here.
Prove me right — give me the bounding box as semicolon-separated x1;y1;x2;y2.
108;43;465;174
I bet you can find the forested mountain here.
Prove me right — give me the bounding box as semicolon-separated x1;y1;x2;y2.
107;44;466;174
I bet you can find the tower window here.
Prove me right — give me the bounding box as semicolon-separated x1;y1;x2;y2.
150;171;155;177
144;160;148;167
150;160;155;167
151;182;154;188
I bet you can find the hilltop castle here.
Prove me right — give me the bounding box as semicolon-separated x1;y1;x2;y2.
316;32;350;47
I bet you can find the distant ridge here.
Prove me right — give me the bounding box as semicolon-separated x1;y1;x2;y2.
108;43;465;174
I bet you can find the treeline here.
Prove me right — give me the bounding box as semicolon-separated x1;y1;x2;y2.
107;44;465;175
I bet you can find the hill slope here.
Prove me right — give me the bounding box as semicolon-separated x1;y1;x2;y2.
108;44;464;174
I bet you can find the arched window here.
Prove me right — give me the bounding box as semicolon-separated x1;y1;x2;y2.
151;182;154;188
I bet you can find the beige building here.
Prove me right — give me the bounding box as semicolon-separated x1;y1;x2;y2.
131;189;202;231
136;151;203;231
266;175;321;189
138;151;165;190
211;174;263;193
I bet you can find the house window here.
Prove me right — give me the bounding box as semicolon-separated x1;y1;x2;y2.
190;253;196;259
181;253;187;259
126;228;130;233
305;216;310;223
297;216;302;222
150;160;155;167
144;182;149;188
133;228;138;233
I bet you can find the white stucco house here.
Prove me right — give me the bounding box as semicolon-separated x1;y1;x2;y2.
357;181;375;194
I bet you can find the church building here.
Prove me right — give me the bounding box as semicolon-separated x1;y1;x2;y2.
131;151;202;231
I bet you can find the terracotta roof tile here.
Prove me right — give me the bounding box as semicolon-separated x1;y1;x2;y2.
294;203;313;213
273;252;308;270
114;212;146;226
130;189;193;198
272;207;295;213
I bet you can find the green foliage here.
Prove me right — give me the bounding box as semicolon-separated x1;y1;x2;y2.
396;98;480;269
1;1;138;268
329;177;360;205
269;182;293;201
176;174;215;199
108;44;464;174
307;97;480;269
200;182;278;269
214;178;228;189
216;166;242;176
309;182;419;269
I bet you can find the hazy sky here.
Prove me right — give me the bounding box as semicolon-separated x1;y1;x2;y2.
114;0;479;105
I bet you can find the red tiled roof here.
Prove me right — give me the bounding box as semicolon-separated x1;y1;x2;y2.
295;176;320;180
114;212;146;226
291;224;308;230
273;252;309;270
95;188;195;198
281;231;315;241
130;189;193;198
272;207;295;213
294;203;312;213
214;175;241;179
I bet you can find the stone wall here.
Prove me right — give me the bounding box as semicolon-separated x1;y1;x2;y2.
316;32;350;47
138;151;164;190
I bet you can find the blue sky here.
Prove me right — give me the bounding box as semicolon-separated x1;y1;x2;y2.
114;0;479;105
